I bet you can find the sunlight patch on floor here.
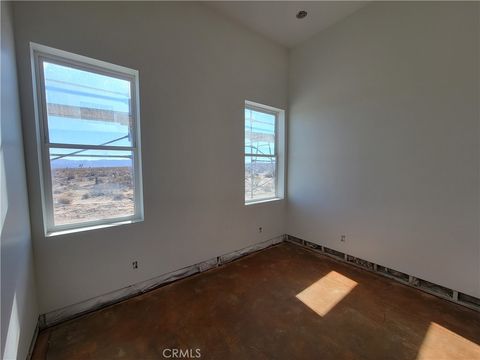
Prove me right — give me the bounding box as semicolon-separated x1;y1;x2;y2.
296;271;357;317
417;322;480;360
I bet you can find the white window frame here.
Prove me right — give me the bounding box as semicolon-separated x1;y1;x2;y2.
244;100;285;205
30;43;144;236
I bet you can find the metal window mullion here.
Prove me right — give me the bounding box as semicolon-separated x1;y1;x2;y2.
46;143;135;151
49;154;133;159
244;153;276;158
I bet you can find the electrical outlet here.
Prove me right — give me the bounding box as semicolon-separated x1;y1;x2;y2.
132;261;138;269
258;227;263;233
341;235;346;242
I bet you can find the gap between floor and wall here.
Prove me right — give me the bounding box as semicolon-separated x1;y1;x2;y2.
28;233;480;359
285;235;480;313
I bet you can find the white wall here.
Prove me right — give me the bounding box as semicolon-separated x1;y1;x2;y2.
1;2;39;359
11;0;479;319
13;2;287;313
288;1;480;297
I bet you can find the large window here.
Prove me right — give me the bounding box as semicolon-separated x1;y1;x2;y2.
31;43;143;234
244;101;285;204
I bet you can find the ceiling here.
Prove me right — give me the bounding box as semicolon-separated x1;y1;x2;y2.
204;1;368;48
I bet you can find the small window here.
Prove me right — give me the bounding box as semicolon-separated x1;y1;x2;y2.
244;101;285;204
31;43;143;235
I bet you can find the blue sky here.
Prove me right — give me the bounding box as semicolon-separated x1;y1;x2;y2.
44;62;132;167
244;108;275;157
44;61;276;168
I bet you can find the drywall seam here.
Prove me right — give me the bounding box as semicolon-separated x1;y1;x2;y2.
42;235;284;328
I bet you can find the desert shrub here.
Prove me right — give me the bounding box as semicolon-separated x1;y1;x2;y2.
113;194;124;201
67;174;75;181
81;193;90;200
89;190;105;197
57;196;72;205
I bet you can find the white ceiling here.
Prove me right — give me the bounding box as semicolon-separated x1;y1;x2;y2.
204;1;368;48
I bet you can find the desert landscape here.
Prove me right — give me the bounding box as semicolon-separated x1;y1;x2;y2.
51;159;274;225
245;160;276;201
51;166;134;225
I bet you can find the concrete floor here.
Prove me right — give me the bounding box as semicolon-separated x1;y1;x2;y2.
32;243;480;360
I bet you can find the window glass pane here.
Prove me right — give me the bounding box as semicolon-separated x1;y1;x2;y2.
245;155;276;201
43;61;133;147
245;108;275;156
49;148;134;226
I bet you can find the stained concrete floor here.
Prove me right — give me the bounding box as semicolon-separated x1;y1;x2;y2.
32;243;480;360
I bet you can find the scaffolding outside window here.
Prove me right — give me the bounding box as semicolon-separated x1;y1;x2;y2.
31;43;144;235
244;102;283;204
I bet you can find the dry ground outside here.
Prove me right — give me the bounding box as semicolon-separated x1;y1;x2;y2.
51;166;134;225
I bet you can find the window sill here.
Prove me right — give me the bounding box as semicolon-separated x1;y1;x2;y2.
46;218;144;237
245;197;284;206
